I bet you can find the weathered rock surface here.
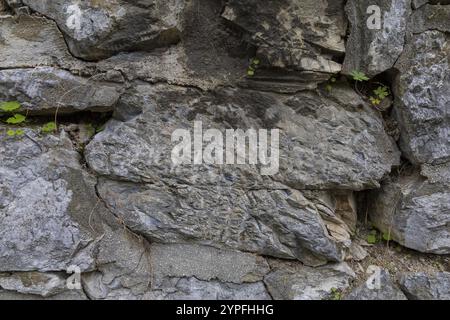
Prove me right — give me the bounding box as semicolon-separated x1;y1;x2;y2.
343;0;412;77
144;277;271;300
264;261;355;300
0;272;67;297
0;15;75;69
0;127;152;299
0;128;98;271
144;243;271;300
345;269;407;300
369;163;450;254
86;84;398;190
410;3;450;33
21;0;184;61
365;3;450;260
85;83;398;265
0;288;88;300
0;67;122;114
81;230;152;300
393;30;450;165
150;244;269;285
96;178;342;266
222;0;346;74
399;272;450;300
0;0;449;301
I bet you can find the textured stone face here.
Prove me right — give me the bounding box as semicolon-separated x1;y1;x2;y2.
0;272;68;297
0;16;75;68
345;270;407;300
144;277;271;300
222;0;346;73
96;179;343;266
343;0;411;77
0;129;98;271
149;244;270;285
143;243;271;300
0;67;122;114
81;229;152;300
400;272;450;300
264;262;355;300
21;0;185;60
86;84;399;190
0;0;449;301
394;30;450;165
84;83;398;265
369;163;450;254
410;4;450;33
0;127;152;298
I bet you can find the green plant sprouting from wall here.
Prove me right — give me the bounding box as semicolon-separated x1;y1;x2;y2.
1;101;58;137
370;85;390;106
325;75;337;92
41;122;57;133
367;229;393;245
247;57;260;77
330;287;342;300
1;101;27;137
349;71;391;109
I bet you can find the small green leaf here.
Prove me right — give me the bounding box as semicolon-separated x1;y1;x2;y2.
330;77;337;83
350;70;369;82
374;86;389;99
382;232;393;241
330;288;341;300
247;70;255;76
15;129;25;136
6;129;16;137
370;96;381;105
42;122;57;133
0;101;21;112
367;233;377;244
6;113;26;124
326;84;332;92
252;58;260;65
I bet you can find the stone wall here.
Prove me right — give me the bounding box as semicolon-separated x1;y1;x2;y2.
0;0;448;300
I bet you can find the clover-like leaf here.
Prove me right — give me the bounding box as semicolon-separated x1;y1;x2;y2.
0;101;21;112
6;129;16;137
367;230;378;244
367;234;377;244
370;97;381;105
42;122;57;133
6;113;26;124
382;232;393;241
374;86;389;99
